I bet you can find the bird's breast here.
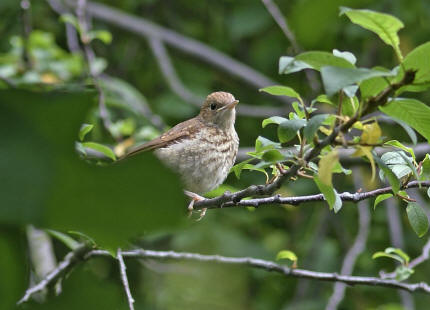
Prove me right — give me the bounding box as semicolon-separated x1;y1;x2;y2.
154;127;238;194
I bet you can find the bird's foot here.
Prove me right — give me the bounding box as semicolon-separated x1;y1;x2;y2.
184;190;207;220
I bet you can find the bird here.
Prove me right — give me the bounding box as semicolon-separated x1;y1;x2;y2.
123;91;239;214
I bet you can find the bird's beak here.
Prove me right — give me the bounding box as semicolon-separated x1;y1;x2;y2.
227;100;239;110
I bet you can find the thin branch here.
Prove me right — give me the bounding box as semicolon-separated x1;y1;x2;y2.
194;181;430;210
193;70;416;210
17;244;91;305
67;0;296;109
86;249;430;294
326;172;371;310
117;249;135;310
76;0;116;140
261;0;320;93
20;0;32;69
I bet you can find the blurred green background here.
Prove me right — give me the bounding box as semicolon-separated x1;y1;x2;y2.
1;0;430;309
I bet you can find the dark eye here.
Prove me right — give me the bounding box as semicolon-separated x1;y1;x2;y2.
210;103;217;110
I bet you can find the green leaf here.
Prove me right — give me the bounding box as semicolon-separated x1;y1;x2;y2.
372;252;404;264
262;116;288;128
276;250;298;263
255;136;281;153
59;14;81;34
78;123;94;141
332;49;357;65
374;154;401;194
395;265;414;281
314;176;342;212
427;187;430;199
321;66;395;96
402;41;430;85
387;117;418;145
231;159;253;179
374;193;393;209
340;7;404;60
384;140;415;162
422;154;430;180
87;30;112;44
385;247;410;264
279;51;354;75
304;114;329;141
82;142;116;161
260;85;302;102
406;202;429;237
380;151;413;179
277;119;306;143
262;149;285;163
380;98;430;143
0;89;185;248
45;229;80;250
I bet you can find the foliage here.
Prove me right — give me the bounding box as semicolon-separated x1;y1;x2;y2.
2;1;430;309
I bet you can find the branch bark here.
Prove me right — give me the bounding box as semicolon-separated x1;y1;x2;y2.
117;249;135;310
86;249;430;294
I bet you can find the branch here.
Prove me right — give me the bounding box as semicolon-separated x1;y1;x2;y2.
326;172;371;310
194;70;416;210
66;1;296;110
194;180;430;210
86;249;430;294
17;244;91;305
117;249;135;310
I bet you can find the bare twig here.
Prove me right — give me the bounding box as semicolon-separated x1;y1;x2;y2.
194;180;430;210
86;249;430;294
47;0;80;52
18;244;91;305
326;172;371;310
117;249;135;310
66;1;296;108
20;0;32;69
261;0;320;93
76;0;115;139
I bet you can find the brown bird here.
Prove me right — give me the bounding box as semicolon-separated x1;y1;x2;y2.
123;91;239;211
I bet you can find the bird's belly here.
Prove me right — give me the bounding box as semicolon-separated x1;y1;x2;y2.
154;137;237;194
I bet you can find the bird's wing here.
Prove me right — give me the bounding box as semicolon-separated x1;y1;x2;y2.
121;117;201;159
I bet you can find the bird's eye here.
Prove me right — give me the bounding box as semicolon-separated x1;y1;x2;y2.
210;103;217;110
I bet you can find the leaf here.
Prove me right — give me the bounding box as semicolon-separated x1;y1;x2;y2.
380;98;430;142
314;176;342;212
0;89;185;248
421;154;430;179
254;136;281;153
406;202;429;237
321;66;395;96
332;49;357;65
372;252;404;264
395;265;414;281
312;94;334;106
262;116;288;128
361;122;382;145
279;51;354;74
260;85;302;102
304;114;329;141
277;119;306;143
380;151;413;179
276;250;298;264
59;14;81;34
45;229;80;250
340;7;404;60
82;142;116;161
385;247;410;264
78;123;94;141
318;150;339;186
381;116;417;145
231;159;253;179
374;193;393;209
374;155;401;194
402;41;430;85
87;30;112;44
262;149;286;163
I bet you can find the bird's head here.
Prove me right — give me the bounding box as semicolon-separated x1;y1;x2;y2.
199;91;238;129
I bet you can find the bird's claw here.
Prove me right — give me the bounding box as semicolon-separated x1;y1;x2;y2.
184;190;207;220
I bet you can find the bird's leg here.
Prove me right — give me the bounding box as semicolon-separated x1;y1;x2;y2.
184;190;207;220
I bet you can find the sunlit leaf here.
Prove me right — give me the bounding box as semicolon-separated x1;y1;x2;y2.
318;150;339;186
262;116;288;128
82;142;116;161
380;98;430;143
340;7;404;60
314;176;342;212
374;155;401;194
276;250;298;265
260;85;302;102
78;123;94;141
333;49;357;65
